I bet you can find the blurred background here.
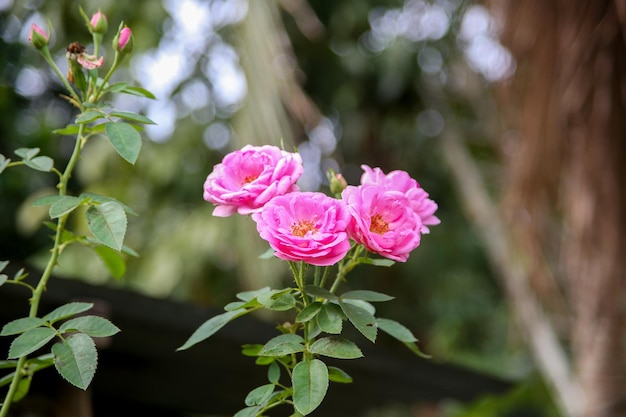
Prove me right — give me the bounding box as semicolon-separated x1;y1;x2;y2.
1;0;625;416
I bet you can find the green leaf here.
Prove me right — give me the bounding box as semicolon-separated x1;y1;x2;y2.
268;361;281;383
316;303;343;334
24;156;53;172
53;125;81;135
86;202;127;251
177;309;247;351
309;337;363;359
121;86;156;99
80;192;138;215
241;344;263;357
244;383;275;406
15;147;40;159
32;195;64;207
296;302;323;323
257;289;296;311
1;317;46;336
341;290;394;302
360;258;395;267
75;110;105;124
377;318;429;358
328;366;353;384
93;245;126;279
105;122;142;164
109;111;156;125
0;372;15;388
0;154;10;174
42;302;94;324
338;300;377;342
0;274;6;287
236;286;271;302
8;327;57;359
103;81;128;93
13;373;32;401
49;196;85;219
59;316;120;337
304;285;338;301
0;260;8;272
258;334;305;357
52;333;97;390
233;406;261;417
292;359;328;415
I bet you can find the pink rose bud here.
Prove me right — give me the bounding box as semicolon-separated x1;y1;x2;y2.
114;26;133;54
90;10;108;34
28;23;49;50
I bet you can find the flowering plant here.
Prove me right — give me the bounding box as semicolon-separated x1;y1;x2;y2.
0;8;153;417
180;145;440;416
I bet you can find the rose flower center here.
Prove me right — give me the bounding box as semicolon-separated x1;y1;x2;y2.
243;174;258;184
291;220;317;237
370;213;390;235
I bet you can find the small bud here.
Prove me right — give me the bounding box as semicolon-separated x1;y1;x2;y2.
89;10;108;34
328;169;348;195
28;23;49;50
114;26;133;54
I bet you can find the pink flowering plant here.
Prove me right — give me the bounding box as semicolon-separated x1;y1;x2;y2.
0;8;154;417
180;145;440;416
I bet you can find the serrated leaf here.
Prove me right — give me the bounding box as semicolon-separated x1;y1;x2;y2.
109;111;156;125
86;202;127;251
268;361;281;384
0;154;10;174
59;316;120;337
236;286;271;302
234;406;262;417
341;290;394;302
92;245;126;279
309;337;363;359
316;303;343;334
121;86;156;99
52;333;97;390
376;318;429;358
292;359;328;415
105;122;142;164
244;383;275;406
338;300;377;342
75;110;104;124
49;196;85;219
177;309;247;351
32;195;64;207
328;366;353;384
80;193;138;215
1;317;46;336
8;327;57;359
304;285;338;301
53;125;81;135
296;302;323;323
42;302;93;324
258;334;305;357
15;147;40;159
24;155;53;172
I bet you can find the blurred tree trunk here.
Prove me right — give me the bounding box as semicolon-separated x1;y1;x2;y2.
489;1;626;416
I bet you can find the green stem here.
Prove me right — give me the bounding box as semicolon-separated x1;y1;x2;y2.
94;51;120;102
38;47;82;107
0;126;85;417
329;245;364;294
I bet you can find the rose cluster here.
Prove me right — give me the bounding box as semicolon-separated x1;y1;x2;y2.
203;145;439;265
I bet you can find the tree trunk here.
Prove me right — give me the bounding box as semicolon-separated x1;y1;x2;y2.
490;1;626;415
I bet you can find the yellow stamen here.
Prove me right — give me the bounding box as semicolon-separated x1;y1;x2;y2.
291;220;317;237
370;213;389;234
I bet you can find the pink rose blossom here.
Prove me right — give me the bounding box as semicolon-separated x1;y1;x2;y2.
252;192;351;266
77;53;104;69
90;11;108;34
341;183;422;262
360;165;440;233
203;145;304;217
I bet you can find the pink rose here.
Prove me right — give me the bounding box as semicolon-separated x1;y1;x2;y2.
28;23;49;49
360;165;440;233
90;11;108;34
252;192;351;266
203;145;304;217
341;184;422;262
